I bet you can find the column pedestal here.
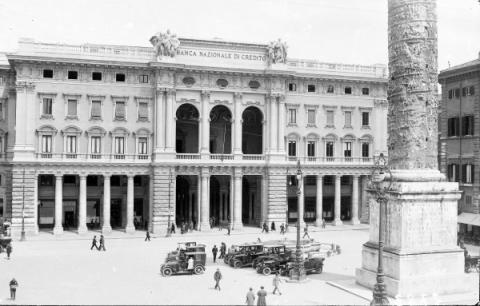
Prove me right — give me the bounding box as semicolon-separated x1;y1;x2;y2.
356;172;472;298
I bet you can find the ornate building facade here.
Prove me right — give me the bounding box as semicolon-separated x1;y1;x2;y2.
0;34;387;236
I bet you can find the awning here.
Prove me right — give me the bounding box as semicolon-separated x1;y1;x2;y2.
458;213;480;227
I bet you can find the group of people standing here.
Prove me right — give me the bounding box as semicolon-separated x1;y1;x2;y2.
211;242;227;263
261;222;288;234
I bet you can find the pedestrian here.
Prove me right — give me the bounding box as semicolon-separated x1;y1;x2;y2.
257;237;262;243
98;235;106;251
145;231;151;242
90;235;98;250
272;273;282;295
187;256;194;275
9;278;18;301
170;223;176;234
246;287;255;305
227;224;231;235
303;225;310;239
257;286;267;306
189;221;194;232
261;222;268;233
322;218;326;229
219;243;226;259
214;268;222;291
6;243;12;259
280;223;285;235
271;222;276;232
212;245;218;263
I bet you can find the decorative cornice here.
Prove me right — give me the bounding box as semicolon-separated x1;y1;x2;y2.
322;105;338;110
37;92;57;97
285;103;300;109
111;95;130;101
359;106;373;112
304;104;319;109
341;106;355;111
242;100;264;106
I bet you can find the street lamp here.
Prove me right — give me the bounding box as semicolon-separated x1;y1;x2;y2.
289;160;306;281
20;168;26;241
166;169;173;237
369;153;392;306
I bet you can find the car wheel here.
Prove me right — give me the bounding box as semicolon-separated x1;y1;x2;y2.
233;260;242;269
317;266;323;274
262;267;272;276
194;265;205;275
162;267;173;277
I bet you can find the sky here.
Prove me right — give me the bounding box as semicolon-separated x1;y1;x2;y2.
0;0;479;70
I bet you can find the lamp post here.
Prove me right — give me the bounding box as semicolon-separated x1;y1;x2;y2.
166;169;173;237
20;168;26;241
369;153;392;305
289;160;306;281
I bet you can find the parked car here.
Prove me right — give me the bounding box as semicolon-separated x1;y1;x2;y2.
229;243;264;268
161;242;207;276
252;245;292;269
281;257;325;276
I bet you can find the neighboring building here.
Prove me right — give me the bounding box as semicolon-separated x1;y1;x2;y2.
438;53;480;240
0;34;388;236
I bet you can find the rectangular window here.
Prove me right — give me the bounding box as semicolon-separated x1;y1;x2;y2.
362;88;370;95
447;117;460;136
463;164;475;184
307;141;315;157
466;195;473;206
40;175;54;186
307;110;315;125
91;136;101;154
469;86;475;96
345;87;352;94
42;135;52;153
362;112;370;126
344;111;352;127
92;72;102;81
67;99;77;116
138;102;149;121
66;136;77;153
43;69;53;78
115;101;126;120
139;75;149;83
462;87;468;97
0;101;3;119
326;142;334;157
115;137;125;154
447;164;459;182
116;73;126;82
91;100;101;119
307;84;315;92
344;142;352;157
362;143;369;157
63;175;76;184
288;83;296;91
327;111;334;126
454;88;460;98
288;141;296;157
288;109;296;124
462;115;474;136
138;137;148;155
448;89;453;99
68;71;78;80
327;85;334;93
43;98;53;115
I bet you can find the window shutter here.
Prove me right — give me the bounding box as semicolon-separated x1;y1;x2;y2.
68;100;77;116
115;102;125;119
472;165;475;183
454;164;459;182
462;164;467;183
139;102;148;119
92;101;101;118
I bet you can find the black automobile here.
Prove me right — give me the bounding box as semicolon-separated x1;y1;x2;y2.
281;257;325;276
229;243;264;268
256;259;290;276
252;245;292;269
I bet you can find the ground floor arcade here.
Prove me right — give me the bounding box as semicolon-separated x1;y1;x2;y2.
6;164;371;236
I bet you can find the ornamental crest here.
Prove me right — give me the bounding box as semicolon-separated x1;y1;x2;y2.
149;30;180;60
267;39;288;65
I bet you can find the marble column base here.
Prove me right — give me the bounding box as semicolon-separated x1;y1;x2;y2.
233;222;243;231
125;225;135;234
200;222;211;231
53;226;64;235
101;225;112;234
332;219;343;226
315;219;323;227
350;218;360;225
77;226;88;235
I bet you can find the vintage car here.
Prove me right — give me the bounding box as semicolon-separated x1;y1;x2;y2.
281;257;325;276
229;243;265;268
252;245;292;269
256;259;289;276
224;243;263;265
161;249;206;276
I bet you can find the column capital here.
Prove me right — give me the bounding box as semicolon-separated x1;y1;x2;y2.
200;167;210;178
317;175;324;180
234;92;243;99
166;88;176;96
15;81;36;93
55;173;63;179
352;174;360;179
79;173;88;179
201;90;211;99
103;174;112;179
127;174;135;179
234;168;243;178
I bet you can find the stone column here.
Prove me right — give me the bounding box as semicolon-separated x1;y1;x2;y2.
154;89;165;154
189;192;194;222
77;174;87;234
200;91;210;156
102;175;112;234
229;176;234;226
261;174;268;225
200;168;210;230
333;175;342;226
233;92;243;158
351;175;360;225
315;175;323;227
277;95;286;154
33;173;39;234
269;95;278;154
125;175;135;233
197;176;201;230
53;174;63;235
233;168;243;230
165;89;176;153
298;175;305;228
356;0;470;300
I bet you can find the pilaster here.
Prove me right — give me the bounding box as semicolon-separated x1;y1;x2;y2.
200;90;211;158
53;173;63;235
12;81;36;161
233;92;243;159
10;166;37;237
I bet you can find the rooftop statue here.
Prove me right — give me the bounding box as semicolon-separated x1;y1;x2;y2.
267;39;288;65
150;30;180;60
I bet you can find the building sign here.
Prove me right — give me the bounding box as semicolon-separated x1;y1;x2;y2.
177;48;267;62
